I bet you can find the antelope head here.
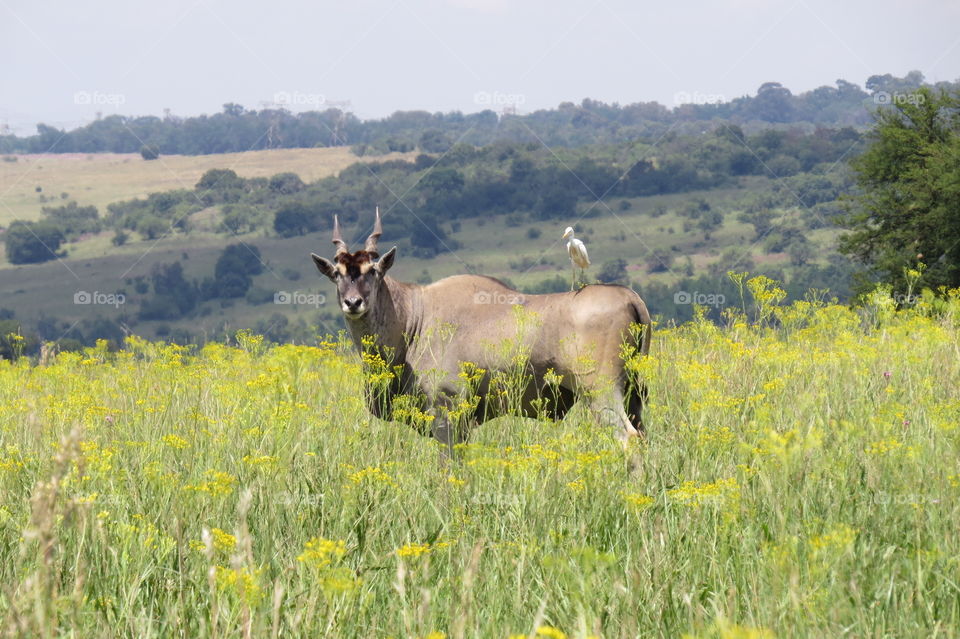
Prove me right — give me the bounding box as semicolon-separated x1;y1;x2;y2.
311;207;396;319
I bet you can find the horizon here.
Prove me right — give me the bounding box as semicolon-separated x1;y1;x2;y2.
2;68;945;136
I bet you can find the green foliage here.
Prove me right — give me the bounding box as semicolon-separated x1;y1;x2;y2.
139;261;199;320
140;144;160;160
41;201;100;239
418;129;451;153
220;204;263;235
840;87;960;291
0;320;37;359
4;221;65;264
212;244;264;299
136;214;168;240
196;168;245;191
267;172;305;195
597;258;629;284
273;202;318;238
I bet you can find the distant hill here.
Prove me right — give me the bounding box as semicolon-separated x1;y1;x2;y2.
1;71;954;157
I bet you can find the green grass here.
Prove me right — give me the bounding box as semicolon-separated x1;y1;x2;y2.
1;289;958;637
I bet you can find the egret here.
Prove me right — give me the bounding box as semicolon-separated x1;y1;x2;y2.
562;226;590;290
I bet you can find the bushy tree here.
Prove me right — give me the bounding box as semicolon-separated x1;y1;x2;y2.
273;203;316;237
4;221;65;264
139;261;198;320
598;258;628;284
839;87;960;291
213;244;264;298
268;172;305;195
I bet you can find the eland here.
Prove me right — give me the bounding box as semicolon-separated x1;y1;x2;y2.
311;209;652;451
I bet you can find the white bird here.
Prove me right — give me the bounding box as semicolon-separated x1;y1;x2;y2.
562;226;590;290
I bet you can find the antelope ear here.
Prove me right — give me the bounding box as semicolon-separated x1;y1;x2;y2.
374;246;397;275
311;253;338;283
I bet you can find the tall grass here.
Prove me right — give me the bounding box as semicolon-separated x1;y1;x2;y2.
1;286;959;638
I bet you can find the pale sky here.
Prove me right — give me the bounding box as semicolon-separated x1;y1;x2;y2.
2;0;959;135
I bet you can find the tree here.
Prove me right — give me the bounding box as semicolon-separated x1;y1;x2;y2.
268;172;305;194
839;87;960;291
140;144;160;160
598;258;628;284
534;186;576;220
136;214;168;240
273;203;316;237
196;168;244;191
418;130;451;153
4;221;65;264
409;214;449;258
41;201;100;239
220;204;263;234
147;261;198;316
213;244;264;297
750;82;794;123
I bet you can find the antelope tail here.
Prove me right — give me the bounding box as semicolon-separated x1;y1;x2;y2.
629;297;652;356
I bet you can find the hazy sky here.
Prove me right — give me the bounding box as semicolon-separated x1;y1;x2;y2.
2;0;959;135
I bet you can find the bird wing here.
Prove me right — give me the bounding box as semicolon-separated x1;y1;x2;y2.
570;239;590;268
580;241;590;266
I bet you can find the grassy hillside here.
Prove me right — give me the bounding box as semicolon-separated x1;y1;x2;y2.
0;175;842;344
1;292;958;636
0;148;415;225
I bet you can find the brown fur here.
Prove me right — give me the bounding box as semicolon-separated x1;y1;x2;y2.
336;251;377;277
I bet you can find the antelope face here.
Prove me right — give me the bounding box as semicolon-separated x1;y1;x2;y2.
312;208;394;319
312;248;396;319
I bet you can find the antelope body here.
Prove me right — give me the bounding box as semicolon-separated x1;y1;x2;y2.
311;210;651;447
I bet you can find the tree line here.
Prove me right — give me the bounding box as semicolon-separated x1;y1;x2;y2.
1;72;953;156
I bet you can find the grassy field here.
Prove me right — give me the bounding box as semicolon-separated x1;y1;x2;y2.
0;148;415;225
1;285;958;637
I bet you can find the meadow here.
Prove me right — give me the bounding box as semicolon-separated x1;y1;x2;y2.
1;279;959;638
0;148;415;226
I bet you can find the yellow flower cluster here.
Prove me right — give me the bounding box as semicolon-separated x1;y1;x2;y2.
215;565;263;603
184;470;237;496
347;466;398;488
668;478;740;509
297;537;358;595
298;537;347;569
395;538;455;559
